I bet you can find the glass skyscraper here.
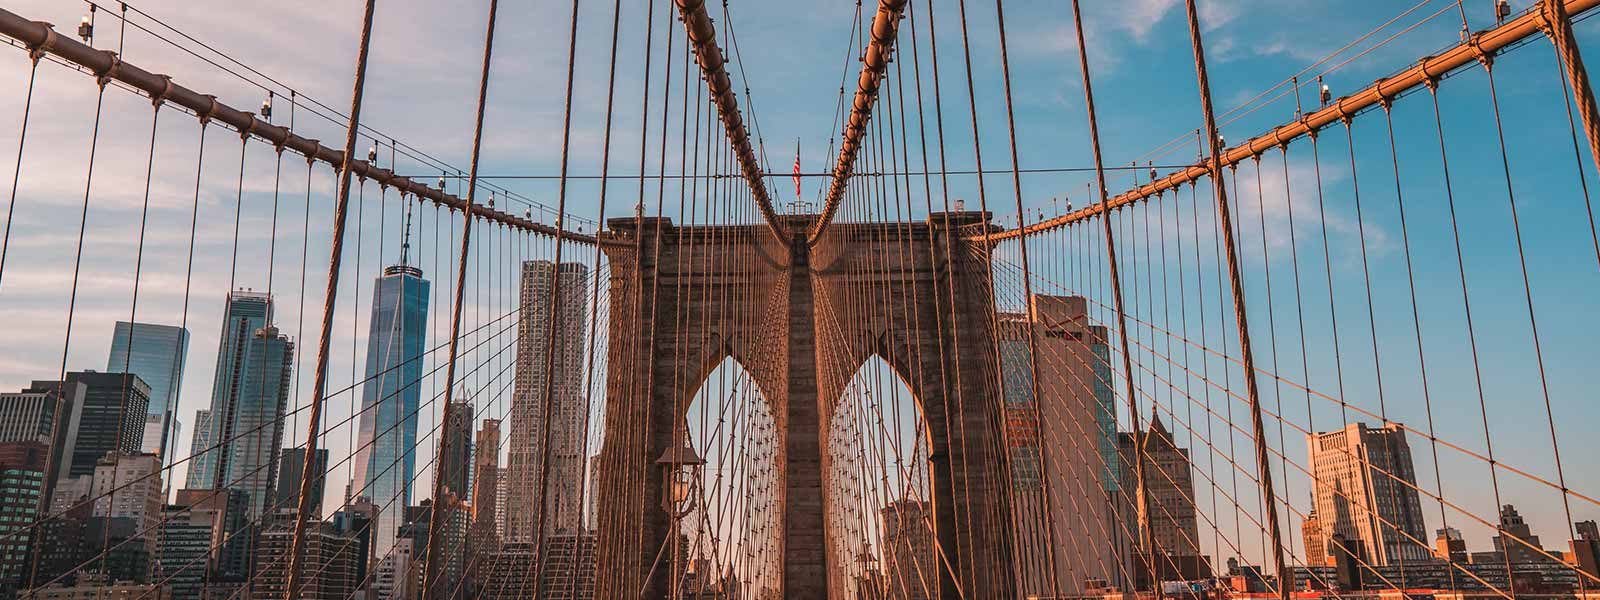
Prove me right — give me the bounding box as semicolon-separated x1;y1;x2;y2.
185;291;294;519
107;321;189;460
350;263;429;558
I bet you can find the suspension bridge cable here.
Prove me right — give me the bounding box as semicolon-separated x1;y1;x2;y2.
0;47;39;293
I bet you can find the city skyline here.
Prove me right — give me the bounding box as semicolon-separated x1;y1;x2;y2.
0;0;1591;562
0;0;1597;596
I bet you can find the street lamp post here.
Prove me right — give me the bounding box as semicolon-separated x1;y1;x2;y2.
653;432;704;598
656;431;705;519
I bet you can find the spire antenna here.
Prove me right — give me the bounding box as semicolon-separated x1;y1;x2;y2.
400;195;414;266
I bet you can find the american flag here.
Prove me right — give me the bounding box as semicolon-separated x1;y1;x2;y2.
792;139;802;201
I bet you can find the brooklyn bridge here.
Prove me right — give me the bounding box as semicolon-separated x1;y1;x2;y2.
0;0;1595;598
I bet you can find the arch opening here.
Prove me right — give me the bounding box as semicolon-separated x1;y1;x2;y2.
826;353;936;599
668;356;781;598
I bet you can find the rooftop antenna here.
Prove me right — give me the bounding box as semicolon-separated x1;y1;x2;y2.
400;196;415;266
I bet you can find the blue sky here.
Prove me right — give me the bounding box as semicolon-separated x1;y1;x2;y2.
1;0;1596;575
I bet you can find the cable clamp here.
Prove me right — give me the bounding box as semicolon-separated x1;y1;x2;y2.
1375;77;1395;112
27;25;56;63
150;74;173;108
1467;32;1495;69
1535;0;1560;37
1419;56;1440;93
198;96;224;127
1334;97;1355;126
95;50;121;89
241;113;258;140
1270;127;1290;151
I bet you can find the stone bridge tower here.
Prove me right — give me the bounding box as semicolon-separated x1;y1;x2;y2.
592;212;1016;599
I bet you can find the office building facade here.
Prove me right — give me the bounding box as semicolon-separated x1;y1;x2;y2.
1305;422;1430;567
275;446;328;515
1117;413;1208;585
156;501;227;599
90;453;164;540
172;488;251;583
35;372;149;479
350;263;430;559
471;419;500;547
254;513;365;600
107;321;189;458
999;294;1122;594
0;442;48;595
0;382;84;487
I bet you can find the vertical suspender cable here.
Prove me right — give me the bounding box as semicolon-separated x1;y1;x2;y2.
284;0;377;597
989;1;1062;596
950;0;1027;591
532;0;584;587
0;51;39;292
34;60;110;589
1061;0;1160;596
422;0;499;597
569;0;625;595
1180;0;1291;597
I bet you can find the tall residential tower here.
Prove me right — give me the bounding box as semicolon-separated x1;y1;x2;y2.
505;261;589;541
185;291;294;518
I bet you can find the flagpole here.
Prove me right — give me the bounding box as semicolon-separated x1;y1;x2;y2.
792;137;802;212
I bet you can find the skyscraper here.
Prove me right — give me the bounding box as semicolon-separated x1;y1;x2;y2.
1117;412;1207;584
276;446;329;514
505;261;589;542
0;381;85;486
34;371;150;478
1571;520;1600;578
107;321;189;459
254;509;367;600
881;499;936;600
174;488;251;584
439;399;474;500
1492;503;1551;563
1305;422;1430;567
1434;526;1467;563
158;498;231;599
468;418;501;595
1304;511;1327;566
999;294;1121;594
186;410;212;489
89;452;164;572
185;291;294;518
472;418;501;546
350;261;430;559
38;453;165;586
0;442;48;594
